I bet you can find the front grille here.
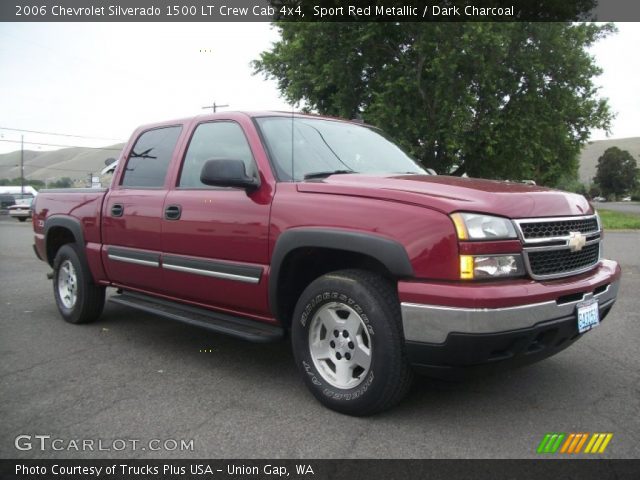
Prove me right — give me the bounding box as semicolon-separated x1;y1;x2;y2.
519;217;599;239
526;243;600;277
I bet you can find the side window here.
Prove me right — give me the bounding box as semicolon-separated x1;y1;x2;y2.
179;122;257;188
121;126;182;188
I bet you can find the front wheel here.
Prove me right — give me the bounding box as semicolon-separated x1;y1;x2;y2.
291;269;413;416
52;243;105;324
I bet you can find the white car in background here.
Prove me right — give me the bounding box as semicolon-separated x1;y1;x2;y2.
8;198;34;222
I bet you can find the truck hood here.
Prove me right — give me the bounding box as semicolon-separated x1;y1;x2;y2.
297;174;593;218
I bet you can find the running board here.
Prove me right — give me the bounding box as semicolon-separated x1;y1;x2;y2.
108;292;284;343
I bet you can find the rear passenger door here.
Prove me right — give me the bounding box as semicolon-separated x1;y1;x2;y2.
161;120;273;318
102;125;183;293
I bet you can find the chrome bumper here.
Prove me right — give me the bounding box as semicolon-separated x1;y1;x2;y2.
401;279;619;344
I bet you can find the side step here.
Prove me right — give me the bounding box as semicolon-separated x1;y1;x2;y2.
108;292;284;343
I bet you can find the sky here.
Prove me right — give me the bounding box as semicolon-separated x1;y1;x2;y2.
0;22;638;156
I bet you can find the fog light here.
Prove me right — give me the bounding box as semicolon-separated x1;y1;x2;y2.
459;254;524;280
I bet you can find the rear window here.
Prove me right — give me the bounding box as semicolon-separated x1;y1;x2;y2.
121;126;182;188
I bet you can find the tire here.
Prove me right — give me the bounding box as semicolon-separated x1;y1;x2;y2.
52;243;105;324
291;269;413;416
18;217;26;222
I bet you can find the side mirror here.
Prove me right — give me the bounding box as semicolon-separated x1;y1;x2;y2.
200;159;260;191
104;157;117;166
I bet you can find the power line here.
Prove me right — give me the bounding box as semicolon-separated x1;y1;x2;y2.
0;138;122;151
0;164;99;173
0;126;125;142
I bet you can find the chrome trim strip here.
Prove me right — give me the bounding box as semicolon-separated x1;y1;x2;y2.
522;237;600;252
107;254;159;268
401;279;619;344
162;262;260;284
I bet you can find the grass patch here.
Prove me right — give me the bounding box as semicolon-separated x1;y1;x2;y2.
598;209;640;230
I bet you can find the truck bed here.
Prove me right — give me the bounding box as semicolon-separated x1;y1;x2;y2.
33;188;108;266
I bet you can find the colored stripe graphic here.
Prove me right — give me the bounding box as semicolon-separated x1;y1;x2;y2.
585;433;613;453
574;433;589;453
537;433;565;453
560;434;575;453
537;434;553;453
538;433;613;454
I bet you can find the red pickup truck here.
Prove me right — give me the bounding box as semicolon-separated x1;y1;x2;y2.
33;112;621;415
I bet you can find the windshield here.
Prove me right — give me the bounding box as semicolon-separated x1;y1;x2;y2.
255;117;426;181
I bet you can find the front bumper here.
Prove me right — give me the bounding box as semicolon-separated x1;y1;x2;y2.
399;260;621;375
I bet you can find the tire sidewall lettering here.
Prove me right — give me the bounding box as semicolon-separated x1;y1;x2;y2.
299;291;375;336
321;371;374;401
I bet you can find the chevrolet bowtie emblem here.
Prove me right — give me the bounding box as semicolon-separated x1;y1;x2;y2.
568;232;587;252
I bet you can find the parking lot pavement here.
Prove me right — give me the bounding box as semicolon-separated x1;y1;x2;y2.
1;217;639;459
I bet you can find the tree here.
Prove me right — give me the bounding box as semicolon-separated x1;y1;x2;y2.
0;177;43;187
49;177;74;189
253;22;614;186
594;147;639;198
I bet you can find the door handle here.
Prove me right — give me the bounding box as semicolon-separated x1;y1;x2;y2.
111;203;124;217
165;204;182;220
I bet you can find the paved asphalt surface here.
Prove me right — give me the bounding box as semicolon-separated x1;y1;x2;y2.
0;216;638;459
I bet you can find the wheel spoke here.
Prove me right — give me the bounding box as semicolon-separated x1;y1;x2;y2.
334;359;353;385
319;309;340;332
352;341;371;369
327;308;346;330
310;340;332;361
343;311;362;337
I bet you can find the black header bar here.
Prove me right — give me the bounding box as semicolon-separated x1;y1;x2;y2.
2;459;640;480
2;0;640;22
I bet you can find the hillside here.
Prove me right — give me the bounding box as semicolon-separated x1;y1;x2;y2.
2;136;638;188
578;137;640;185
0;144;124;184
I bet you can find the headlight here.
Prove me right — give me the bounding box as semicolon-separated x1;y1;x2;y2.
451;212;517;240
460;254;525;280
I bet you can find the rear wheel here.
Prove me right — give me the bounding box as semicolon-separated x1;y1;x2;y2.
52;244;105;324
291;269;413;416
18;217;26;222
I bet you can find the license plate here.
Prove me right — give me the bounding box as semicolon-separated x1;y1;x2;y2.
577;299;599;334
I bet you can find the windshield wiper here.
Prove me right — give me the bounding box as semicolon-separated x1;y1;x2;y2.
303;170;355;180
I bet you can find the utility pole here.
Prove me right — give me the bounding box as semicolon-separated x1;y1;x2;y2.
202;101;229;114
20;134;24;196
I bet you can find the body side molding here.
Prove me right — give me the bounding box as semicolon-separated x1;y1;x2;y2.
107;247;161;268
162;254;262;283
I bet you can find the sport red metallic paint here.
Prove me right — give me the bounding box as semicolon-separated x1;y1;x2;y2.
32;111;621;415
